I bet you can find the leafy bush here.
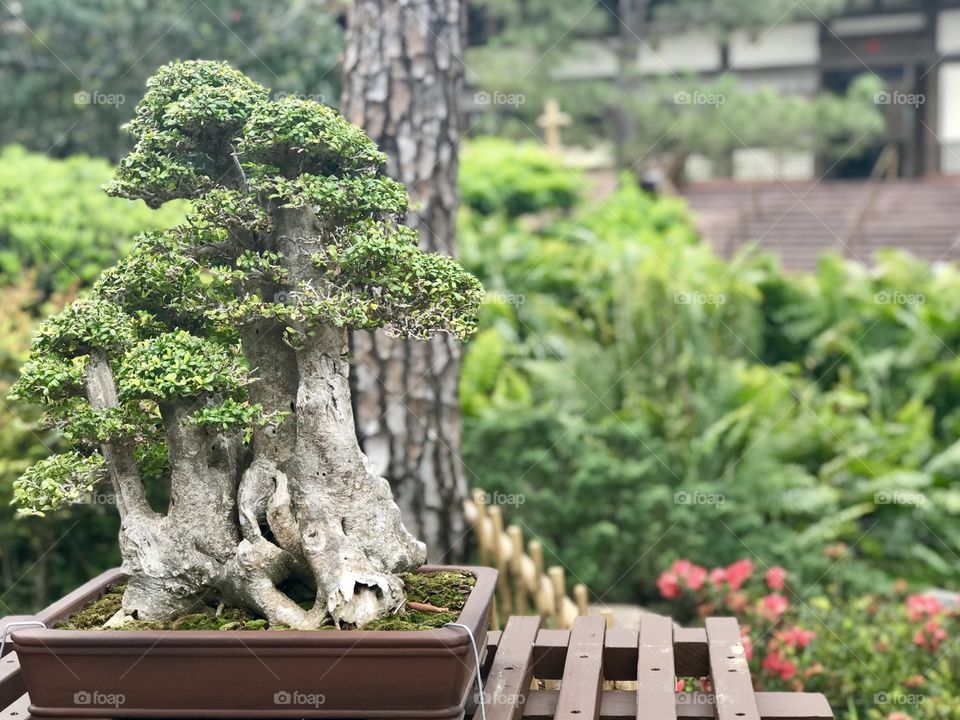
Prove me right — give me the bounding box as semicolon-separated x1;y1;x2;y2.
459;137;580;217
0;146;185;296
0;148;183;613
657;556;960;720
459;144;960;605
0;281;128;612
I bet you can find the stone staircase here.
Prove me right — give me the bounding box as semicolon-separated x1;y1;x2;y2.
681;177;960;271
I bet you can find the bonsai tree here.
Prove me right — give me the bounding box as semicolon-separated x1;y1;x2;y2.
9;61;483;628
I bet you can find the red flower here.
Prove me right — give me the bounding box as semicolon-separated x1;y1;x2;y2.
907;593;942;622
657;571;681;599
779;659;797;680
762;650;782;673
709;567;727;588
675;679;686;692
725;559;754;591
685;564;707;591
759;593;789;622
913;619;948;651
762;650;796;680
765;566;787;591
776;626;815;649
659;559;708;597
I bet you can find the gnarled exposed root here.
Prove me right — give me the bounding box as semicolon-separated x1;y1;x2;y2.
218;538;326;629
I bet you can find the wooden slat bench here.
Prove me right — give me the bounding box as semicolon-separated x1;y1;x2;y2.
0;612;832;720
477;615;833;720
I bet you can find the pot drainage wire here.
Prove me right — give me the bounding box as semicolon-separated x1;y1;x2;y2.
445;622;486;720
0;620;46;657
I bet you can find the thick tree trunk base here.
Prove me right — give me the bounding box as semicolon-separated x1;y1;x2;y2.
112;223;427;628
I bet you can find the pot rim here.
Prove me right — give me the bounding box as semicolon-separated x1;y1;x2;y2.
11;565;496;651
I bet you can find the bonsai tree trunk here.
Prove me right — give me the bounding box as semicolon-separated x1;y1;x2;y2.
342;0;470;561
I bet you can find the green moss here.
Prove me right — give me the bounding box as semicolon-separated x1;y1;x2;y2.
57;571;476;631
56;583;125;630
365;571;476;631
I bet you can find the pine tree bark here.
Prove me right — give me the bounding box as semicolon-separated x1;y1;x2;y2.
341;0;469;561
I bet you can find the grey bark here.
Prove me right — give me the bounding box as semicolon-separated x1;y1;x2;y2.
341;0;470;561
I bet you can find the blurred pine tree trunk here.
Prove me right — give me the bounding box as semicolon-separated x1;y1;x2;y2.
341;0;469;562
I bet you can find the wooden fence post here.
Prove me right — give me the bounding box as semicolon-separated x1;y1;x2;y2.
507;525;527;615
488;505;512;616
574;583;589;616
472;489;490;566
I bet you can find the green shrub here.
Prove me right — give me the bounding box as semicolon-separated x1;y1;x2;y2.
0;281;126;613
459;146;960;604
459;137;580;217
0;148;183;612
0;146;185;296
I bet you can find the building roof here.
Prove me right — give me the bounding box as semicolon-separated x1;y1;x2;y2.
681;176;960;270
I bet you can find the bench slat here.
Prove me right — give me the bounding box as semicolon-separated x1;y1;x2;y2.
523;690;833;720
0;693;30;720
0;653;24;711
555;616;605;720
706;617;761;720
484;615;543;720
486;627;710;681
637;616;676;720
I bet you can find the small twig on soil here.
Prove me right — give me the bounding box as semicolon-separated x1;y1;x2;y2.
407;601;450;613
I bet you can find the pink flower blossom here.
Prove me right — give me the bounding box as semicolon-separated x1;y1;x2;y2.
657;571;681;599
685;564;707;591
913;620;948;651
660;559;708;595
709;567;727;588
765;566;787;591
675;679;686;692
779;659;797;680
907;593;942;622
776;626;815;649
762;650;797;680
762;650;782;673
760;593;789;622
725;559;754;591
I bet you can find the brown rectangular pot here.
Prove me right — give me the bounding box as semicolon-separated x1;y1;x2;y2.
12;565;497;719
